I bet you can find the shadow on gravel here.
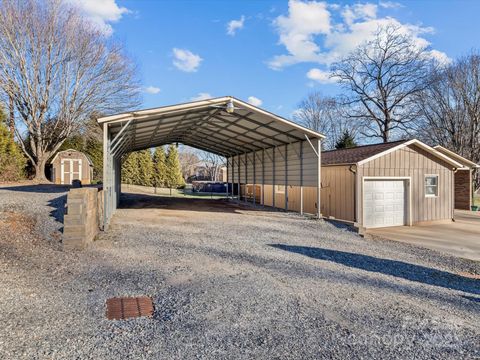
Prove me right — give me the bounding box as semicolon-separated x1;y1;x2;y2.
269;244;480;295
0;184;67;227
0;184;71;193
119;192;274;214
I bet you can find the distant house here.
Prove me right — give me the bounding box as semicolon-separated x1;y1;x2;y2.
50;149;93;185
320;139;464;231
434;146;480;210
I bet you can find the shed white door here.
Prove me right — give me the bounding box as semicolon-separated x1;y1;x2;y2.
364;179;406;228
61;159;82;185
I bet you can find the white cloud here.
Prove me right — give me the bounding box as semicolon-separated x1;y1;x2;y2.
67;0;129;36
269;0;449;70
306;68;335;84
144;86;161;94
341;3;377;26
247;96;263;107
379;1;403;9
227;16;245;36
172;48;203;72
190;93;212;101
269;0;331;69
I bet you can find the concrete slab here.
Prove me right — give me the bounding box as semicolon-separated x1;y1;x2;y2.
368;210;480;262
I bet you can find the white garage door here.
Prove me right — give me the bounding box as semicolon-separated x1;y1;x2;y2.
364;179;406;228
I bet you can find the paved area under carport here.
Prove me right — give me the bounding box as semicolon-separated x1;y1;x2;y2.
368;211;480;262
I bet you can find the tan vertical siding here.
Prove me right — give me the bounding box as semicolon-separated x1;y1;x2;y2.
320;165;355;222
358;144;454;226
226;139;320;214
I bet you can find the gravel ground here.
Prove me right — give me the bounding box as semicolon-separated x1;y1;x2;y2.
0;184;479;359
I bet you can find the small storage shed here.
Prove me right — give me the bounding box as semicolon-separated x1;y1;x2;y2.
50;149;93;185
321;139;463;230
433;146;479;210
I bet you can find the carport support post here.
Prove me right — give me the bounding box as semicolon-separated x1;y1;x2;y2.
300;141;304;215
272;147;276;209
237;154;241;202
226;157;229;199
261;149;265;206
244;153;248;204
285;144;288;211
253;151;256;207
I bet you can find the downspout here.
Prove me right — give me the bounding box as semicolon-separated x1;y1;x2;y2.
349;164;357;223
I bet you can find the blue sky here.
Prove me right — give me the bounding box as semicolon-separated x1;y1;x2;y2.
76;0;480;119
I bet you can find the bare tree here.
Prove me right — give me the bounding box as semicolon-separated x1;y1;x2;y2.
415;52;480;186
199;151;225;182
331;24;433;142
178;148;200;181
293;92;359;150
0;0;139;180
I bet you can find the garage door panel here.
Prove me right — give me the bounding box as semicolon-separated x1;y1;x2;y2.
364;179;406;228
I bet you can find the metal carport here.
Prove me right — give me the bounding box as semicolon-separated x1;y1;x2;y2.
97;96;325;229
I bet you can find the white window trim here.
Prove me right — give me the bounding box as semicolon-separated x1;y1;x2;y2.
275;184;285;194
424;174;439;198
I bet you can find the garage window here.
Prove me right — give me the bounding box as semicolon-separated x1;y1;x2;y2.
275;185;285;193
425;175;438;197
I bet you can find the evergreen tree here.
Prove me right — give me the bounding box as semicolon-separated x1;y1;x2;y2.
121;152;140;185
0;108;26;181
335;130;357;149
165;144;185;195
85;138;103;182
152;146;167;189
137;149;154;186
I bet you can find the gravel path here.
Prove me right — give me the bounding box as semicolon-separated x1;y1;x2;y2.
0;185;479;359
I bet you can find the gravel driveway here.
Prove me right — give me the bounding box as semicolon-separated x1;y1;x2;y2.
0;185;479;359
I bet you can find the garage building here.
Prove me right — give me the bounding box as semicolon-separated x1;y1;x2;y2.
433;145;479;210
320;139;463;230
97;97;324;228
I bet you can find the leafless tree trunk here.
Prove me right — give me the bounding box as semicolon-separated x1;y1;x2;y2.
331;24;434;143
293;92;359;150
415;52;480;187
178;148;200;181
8;94;14;137
200;152;225;182
0;0;139;181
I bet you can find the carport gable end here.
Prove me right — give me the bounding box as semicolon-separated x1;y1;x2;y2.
320;139;464;232
96;97;325;229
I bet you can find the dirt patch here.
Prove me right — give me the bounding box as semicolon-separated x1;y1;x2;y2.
0;212;38;242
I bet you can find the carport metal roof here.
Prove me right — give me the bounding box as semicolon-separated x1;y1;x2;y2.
98;96;324;230
97;96;324;157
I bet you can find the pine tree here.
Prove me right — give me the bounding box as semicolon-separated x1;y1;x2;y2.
165;144;185;195
121;152;139;185
335;130;357;149
0;108;26;181
85;138;103;182
152;146;167;190
137;149;154;187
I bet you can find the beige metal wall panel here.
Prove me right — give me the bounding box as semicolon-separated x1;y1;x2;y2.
263;148;274;184
321;165;355;222
302;187;318;214
226;139;320;214
263;185;274;206
357;144;454;226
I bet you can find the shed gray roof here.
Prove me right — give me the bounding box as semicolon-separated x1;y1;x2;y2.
322;140;407;165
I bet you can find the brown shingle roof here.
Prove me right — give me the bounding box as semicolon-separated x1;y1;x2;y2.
322;140;408;166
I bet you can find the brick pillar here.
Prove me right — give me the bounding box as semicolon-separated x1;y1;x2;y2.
63;188;100;250
454;169;472;210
